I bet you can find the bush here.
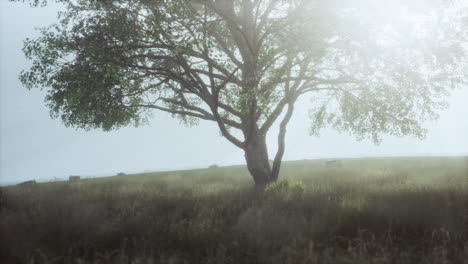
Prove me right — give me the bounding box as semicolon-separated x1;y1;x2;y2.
208;164;219;169
263;180;305;201
116;172;126;176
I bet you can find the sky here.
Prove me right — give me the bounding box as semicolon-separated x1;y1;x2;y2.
1;1;467;185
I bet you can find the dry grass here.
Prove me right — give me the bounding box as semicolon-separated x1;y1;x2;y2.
0;156;467;263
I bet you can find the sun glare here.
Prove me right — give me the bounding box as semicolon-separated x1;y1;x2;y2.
378;2;438;35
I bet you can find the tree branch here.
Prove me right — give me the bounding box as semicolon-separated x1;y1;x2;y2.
271;99;295;181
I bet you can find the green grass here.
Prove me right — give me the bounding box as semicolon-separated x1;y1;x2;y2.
1;156;467;264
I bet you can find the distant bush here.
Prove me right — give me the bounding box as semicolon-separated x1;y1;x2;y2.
68;175;80;182
116;172;126;176
16;180;37;187
208;164;219;169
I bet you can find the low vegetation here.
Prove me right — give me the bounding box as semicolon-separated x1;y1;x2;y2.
1;157;467;264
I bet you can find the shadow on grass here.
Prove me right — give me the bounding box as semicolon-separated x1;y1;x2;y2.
0;177;467;264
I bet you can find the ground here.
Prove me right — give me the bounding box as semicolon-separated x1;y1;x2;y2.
0;156;467;264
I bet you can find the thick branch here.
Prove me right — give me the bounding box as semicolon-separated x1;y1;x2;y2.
271;100;295;181
128;103;244;148
160;97;242;129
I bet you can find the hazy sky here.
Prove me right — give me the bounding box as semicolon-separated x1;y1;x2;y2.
1;2;467;185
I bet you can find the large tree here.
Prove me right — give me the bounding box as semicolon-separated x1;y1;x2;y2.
18;0;467;185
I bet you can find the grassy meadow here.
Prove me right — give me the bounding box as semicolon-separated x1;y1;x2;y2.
0;156;467;264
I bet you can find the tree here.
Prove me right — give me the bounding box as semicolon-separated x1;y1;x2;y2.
18;0;467;185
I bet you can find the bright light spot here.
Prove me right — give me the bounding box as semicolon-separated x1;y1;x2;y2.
380;4;437;33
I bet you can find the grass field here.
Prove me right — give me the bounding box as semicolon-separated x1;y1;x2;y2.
1;156;467;263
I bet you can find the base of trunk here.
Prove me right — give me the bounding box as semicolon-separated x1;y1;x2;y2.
243;129;284;186
244;136;274;185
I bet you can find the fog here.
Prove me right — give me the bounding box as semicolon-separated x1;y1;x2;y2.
1;1;467;185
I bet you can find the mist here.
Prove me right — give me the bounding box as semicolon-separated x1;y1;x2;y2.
1;1;467;185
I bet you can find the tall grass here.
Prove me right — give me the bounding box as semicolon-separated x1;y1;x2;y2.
0;157;467;263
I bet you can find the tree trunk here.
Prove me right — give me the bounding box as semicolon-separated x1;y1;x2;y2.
242;101;295;186
243;131;274;186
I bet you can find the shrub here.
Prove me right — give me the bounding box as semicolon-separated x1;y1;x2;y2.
263;180;305;201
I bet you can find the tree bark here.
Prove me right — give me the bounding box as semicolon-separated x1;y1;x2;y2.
271;101;295;181
243;130;274;186
243;99;296;186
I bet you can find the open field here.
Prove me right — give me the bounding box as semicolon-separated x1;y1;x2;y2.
1;156;467;263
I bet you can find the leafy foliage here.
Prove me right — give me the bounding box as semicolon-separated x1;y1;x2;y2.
18;0;468;140
14;0;468;183
263;179;305;201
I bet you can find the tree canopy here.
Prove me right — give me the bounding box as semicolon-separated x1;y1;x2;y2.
18;0;468;184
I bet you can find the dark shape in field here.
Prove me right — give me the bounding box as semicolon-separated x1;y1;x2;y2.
17;180;37;187
209;164;219;169
0;188;3;210
68;175;80;182
117;172;126;176
325;159;343;167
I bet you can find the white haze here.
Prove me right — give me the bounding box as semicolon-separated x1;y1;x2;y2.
0;1;467;185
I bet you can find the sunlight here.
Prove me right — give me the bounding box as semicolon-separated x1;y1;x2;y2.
373;1;438;37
